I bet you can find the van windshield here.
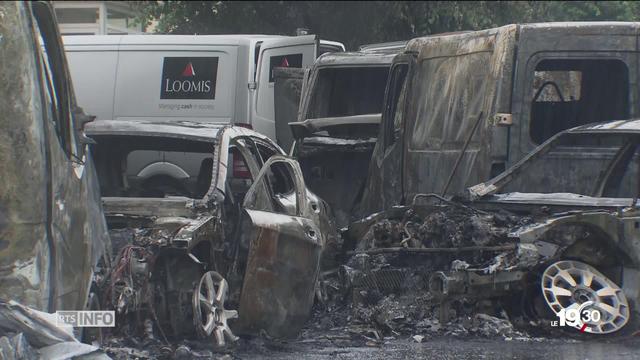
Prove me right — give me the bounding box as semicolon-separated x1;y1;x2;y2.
494;132;640;198
306;66;389;119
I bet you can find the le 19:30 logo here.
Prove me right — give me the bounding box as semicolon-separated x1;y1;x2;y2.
552;301;602;332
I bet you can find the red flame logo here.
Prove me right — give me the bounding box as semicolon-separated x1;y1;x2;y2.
182;62;195;77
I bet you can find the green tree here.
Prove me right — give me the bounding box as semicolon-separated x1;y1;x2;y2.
133;1;640;49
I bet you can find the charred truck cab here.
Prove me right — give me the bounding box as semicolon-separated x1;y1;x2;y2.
283;50;400;226
361;22;640;215
0;1;110;313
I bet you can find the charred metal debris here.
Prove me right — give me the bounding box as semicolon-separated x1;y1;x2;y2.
312;204;535;339
310;196;638;341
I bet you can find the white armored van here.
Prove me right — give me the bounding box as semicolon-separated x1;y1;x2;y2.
63;34;344;140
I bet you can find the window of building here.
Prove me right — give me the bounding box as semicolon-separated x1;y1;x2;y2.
54;7;99;24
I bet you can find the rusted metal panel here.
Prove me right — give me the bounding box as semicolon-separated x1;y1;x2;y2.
0;2;51;311
0;1;110;313
236;209;321;338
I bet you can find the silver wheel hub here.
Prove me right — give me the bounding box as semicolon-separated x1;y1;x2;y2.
193;271;239;346
541;260;629;334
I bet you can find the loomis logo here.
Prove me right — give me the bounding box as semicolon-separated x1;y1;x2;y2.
161;57;218;99
182;62;195;77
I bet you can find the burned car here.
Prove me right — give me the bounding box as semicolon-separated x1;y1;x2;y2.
85;120;335;345
344;119;640;335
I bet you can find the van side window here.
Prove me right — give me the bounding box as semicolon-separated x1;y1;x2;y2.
384;64;408;148
33;4;80;160
529;59;629;144
269;54;303;82
253;42;263;81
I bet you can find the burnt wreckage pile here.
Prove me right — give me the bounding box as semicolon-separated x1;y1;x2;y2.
314;204;547;340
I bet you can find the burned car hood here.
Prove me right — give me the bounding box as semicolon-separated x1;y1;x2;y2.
477;192;635;210
289;114;381;139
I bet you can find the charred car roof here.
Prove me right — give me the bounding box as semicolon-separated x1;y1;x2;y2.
85;119;272;143
405;22;640;54
315;51;397;66
85;120;223;142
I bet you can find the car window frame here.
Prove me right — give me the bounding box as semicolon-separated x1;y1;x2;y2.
32;1;83;161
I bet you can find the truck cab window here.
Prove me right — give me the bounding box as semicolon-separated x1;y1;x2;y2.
307;66;389;119
384;64;408;148
530;59;629;144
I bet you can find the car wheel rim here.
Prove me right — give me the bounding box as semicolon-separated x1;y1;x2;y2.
541;260;629;334
192;271;239;346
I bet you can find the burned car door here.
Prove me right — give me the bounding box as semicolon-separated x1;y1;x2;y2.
235;155;322;338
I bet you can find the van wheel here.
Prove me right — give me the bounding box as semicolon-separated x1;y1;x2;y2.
539;260;632;335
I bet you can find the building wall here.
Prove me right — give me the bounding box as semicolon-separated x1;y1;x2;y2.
52;1;143;35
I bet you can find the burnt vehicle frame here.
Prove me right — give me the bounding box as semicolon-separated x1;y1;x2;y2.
0;0;110;320
85;120;335;345
359;22;640;217
345;120;640;335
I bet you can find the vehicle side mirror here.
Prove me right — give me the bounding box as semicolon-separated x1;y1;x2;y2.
73;106;97;144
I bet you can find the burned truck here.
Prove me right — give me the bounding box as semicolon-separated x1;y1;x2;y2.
359;22;640;216
0;1;110;314
280;51;399;226
345;120;640;335
85;120;336;345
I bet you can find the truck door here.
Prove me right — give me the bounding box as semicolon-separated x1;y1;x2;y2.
359;57;411;214
251;35;321;140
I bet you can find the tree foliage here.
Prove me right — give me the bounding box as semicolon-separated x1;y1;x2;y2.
133;1;640;49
